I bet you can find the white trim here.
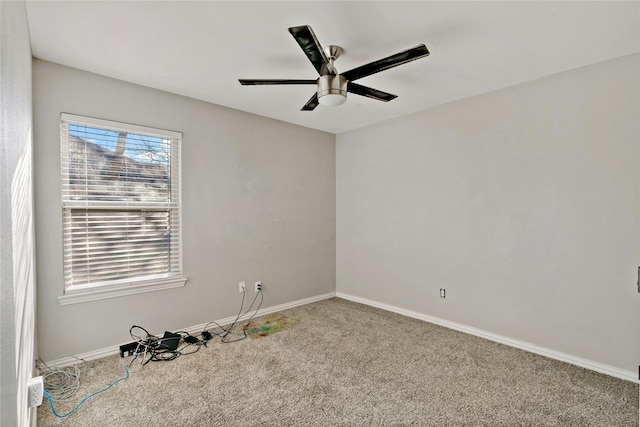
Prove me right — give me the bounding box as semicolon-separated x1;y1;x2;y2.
58;277;187;305
45;291;336;368
336;292;639;385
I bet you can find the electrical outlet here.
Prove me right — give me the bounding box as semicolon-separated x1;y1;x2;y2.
28;376;44;408
255;281;262;292
239;281;246;293
440;288;446;298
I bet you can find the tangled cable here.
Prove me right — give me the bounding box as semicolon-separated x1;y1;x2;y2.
128;289;264;364
43;354;137;419
36;356;88;402
128;325;207;365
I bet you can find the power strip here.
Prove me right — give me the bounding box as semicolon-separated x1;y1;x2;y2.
119;342;143;357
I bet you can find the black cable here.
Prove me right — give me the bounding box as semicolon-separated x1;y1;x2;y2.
219;289;248;340
221;290;264;343
128;325;210;365
201;290;248;339
126;289;265;365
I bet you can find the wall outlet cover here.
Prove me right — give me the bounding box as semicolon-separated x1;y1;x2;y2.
28;376;44;407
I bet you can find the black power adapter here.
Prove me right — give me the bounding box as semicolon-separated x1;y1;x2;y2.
184;335;199;344
159;331;182;351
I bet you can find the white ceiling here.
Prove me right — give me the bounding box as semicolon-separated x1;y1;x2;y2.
25;1;640;134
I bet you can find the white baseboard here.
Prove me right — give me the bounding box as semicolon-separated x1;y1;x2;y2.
336;292;639;385
45;291;336;368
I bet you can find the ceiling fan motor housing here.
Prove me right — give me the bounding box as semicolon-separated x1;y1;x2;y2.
317;74;347;106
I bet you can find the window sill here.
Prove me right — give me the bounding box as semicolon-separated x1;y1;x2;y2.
58;276;187;305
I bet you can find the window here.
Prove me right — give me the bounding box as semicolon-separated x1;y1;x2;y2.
59;113;185;304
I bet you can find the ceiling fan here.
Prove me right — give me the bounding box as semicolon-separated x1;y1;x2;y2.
239;25;430;111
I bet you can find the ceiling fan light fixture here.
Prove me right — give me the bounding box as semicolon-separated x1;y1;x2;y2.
317;74;347;106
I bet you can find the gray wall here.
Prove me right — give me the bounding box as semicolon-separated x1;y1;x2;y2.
33;60;335;360
337;54;639;375
0;1;36;426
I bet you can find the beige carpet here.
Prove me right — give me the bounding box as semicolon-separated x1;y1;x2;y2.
38;298;638;426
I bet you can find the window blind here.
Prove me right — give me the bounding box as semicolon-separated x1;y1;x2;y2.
60;113;182;291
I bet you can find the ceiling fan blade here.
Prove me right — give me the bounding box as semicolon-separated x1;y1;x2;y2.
288;25;330;76
239;79;316;85
347;83;397;102
301;92;320;111
341;44;430;82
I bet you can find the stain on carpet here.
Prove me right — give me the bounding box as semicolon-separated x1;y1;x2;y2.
245;313;299;338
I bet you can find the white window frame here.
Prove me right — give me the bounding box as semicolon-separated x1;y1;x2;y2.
58;113;186;305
